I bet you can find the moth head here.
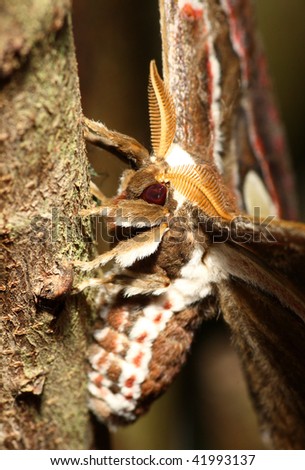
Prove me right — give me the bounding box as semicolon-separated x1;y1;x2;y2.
118;61;176;187
112;164;173;230
110;60;178;224
114;61;237;228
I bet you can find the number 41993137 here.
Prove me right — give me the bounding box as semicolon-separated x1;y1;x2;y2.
191;454;256;465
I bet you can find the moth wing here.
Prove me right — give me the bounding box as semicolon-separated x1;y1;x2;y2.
216;219;305;449
219;279;305;449
159;0;297;218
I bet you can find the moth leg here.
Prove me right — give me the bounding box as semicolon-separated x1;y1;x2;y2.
113;269;171;296
74;224;168;272
74;270;170;296
79;204;108;217
90;181;109;203
78;182;112;217
83;116;150;167
73;274;115;294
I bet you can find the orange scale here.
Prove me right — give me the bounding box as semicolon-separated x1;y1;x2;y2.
181;4;203;20
163;300;172;310
96;353;108;368
154;312;163;323
136;332;148;343
133;352;144;368
125;376;136;388
93;374;104;388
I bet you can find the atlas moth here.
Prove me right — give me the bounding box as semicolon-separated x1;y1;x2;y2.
77;0;305;450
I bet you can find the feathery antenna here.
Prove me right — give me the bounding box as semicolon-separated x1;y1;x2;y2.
148;60;176;158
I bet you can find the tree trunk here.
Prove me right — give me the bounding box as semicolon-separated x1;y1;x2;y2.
0;0;106;449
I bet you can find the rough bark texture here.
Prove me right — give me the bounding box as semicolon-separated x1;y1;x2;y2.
0;0;105;449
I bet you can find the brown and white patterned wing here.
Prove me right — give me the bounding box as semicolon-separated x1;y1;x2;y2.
213;219;305;449
219;278;305;449
159;0;297;218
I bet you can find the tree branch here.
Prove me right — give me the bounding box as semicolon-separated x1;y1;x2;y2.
0;0;106;449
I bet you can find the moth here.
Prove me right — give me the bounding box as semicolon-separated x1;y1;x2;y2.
77;0;305;450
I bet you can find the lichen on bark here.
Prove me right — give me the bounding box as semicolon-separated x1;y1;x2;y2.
0;0;105;449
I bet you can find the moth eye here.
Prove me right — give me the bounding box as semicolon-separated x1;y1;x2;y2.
140;183;167;205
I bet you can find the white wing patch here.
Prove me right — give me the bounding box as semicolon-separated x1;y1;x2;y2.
165;143;195;168
243;170;277;218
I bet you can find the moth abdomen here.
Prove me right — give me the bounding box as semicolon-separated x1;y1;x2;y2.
88;293;203;425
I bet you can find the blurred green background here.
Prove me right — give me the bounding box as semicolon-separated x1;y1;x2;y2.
72;0;305;450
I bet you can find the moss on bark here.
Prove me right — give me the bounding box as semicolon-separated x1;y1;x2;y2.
0;0;105;449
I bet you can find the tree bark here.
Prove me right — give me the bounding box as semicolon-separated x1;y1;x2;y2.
0;0;105;449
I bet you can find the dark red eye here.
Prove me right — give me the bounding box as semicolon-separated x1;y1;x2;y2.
140;184;167;205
